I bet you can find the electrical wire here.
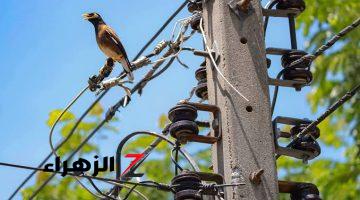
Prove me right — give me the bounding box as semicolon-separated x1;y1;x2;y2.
287;17;360;69
276;84;360;159
199;18;250;102
270;18;360;116
9;2;189;199
115;131;199;180
49;86;89;157
263;0;279;35
270;69;285;116
0;161;171;191
133;0;188;60
28;40;191;198
112;131;199;198
172;141;183;176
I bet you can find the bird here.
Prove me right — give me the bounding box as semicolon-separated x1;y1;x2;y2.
83;12;134;81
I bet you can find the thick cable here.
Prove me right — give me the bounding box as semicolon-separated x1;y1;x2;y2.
9;2;188;198
115;131;199;180
0;161;171;191
276;84;360;159
288;18;360;69
49;86;89;157
263;0;279;35
28;45;187;198
133;0;188;60
270;69;285;116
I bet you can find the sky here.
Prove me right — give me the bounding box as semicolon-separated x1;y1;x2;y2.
0;0;341;199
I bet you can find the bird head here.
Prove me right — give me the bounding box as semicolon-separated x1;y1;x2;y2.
82;12;103;24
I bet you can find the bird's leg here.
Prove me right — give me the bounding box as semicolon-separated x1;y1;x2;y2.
88;58;115;92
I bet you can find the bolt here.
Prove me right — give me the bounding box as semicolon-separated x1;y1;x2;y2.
236;0;251;12
249;169;264;185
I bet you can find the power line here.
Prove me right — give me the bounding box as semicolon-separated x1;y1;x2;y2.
8;2;188;199
27;14;194;199
0;162;172;191
270;17;360;116
288;17;360;69
276;84;360;159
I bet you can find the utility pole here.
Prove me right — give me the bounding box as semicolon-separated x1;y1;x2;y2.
202;0;279;199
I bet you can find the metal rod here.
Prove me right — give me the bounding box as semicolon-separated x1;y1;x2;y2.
288;15;297;49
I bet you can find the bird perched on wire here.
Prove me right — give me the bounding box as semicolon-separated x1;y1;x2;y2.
83;12;134;81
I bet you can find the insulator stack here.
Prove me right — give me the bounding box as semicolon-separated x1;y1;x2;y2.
171;171;202;200
290;124;321;158
187;0;203;13
190;11;202;31
276;0;306;11
281;50;312;90
194;62;208;100
168;104;199;142
291;183;321;200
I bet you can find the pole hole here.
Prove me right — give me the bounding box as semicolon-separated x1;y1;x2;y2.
240;37;247;44
246;106;253;112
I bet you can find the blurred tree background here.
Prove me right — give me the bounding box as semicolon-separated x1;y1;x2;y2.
278;0;359;199
22;0;359;199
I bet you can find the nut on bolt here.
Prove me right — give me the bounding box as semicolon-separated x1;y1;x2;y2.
249;169;264;185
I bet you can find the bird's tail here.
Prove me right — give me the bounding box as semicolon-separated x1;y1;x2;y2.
120;58;134;81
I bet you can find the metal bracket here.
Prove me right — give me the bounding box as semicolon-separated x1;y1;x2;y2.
262;8;301;18
266;48;310;90
268;76;308;88
177;100;221;144
195;171;224;184
279;180;321;200
266;47;297;55
272;116;318;162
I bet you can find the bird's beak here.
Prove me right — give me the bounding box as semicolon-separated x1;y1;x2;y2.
82;13;91;20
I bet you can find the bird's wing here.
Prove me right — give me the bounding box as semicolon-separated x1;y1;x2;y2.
102;26;133;79
104;27;129;58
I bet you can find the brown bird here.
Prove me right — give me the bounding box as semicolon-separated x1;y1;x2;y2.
83;12;134;81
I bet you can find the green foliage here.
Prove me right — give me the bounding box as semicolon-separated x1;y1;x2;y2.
278;1;360;199
121;114;211;200
22;103;118;199
23;109;211;200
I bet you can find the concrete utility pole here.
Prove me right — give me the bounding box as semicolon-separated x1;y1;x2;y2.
202;0;279;199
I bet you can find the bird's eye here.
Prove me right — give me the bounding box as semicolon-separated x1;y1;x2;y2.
88;13;94;17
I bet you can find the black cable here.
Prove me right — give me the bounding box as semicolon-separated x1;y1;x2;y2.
288;17;360;69
115;131;198;180
173;141;182;176
86;176;117;200
111;131;199;198
270;69;285;116
263;0;279;36
123;180;161;200
171;147;183;175
9;2;188;199
276;84;360;159
29;56;185;199
8;90;108;199
123;183;139;200
133;0;188;61
0;161;171;191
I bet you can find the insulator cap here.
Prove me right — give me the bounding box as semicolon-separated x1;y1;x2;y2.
290;124;320;139
168;104;198;122
169;120;199;140
187;0;203;13
276;0;306;12
290;183;321;200
171;171;202;200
